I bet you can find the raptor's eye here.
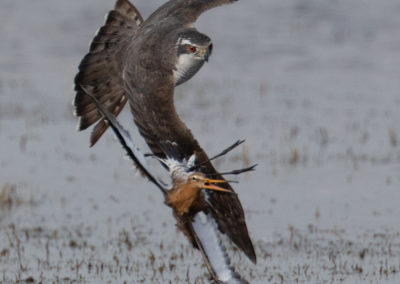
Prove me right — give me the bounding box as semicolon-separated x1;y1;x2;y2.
187;45;197;53
191;176;197;181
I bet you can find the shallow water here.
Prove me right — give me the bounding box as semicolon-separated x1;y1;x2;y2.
1;0;400;282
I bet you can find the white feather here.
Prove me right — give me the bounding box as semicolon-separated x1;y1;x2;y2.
192;212;242;283
162;153;196;182
173;53;196;85
180;38;193;45
112;119;151;173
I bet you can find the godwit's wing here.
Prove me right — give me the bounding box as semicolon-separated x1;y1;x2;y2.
83;87;167;195
191;211;249;284
74;0;143;146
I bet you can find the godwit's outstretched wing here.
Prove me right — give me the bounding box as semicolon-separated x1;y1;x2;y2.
83;87;167;195
192;211;249;284
74;0;143;146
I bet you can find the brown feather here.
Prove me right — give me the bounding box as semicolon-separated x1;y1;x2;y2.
75;83;123;116
147;0;239;26
78;108;101;130
114;0;143;22
73;0;256;264
73;1;143;144
90;95;128;146
126;81;257;263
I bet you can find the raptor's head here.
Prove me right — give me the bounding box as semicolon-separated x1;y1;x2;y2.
174;30;213;86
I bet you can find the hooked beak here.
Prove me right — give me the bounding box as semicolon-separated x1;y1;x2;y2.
200;45;212;62
203;178;231;193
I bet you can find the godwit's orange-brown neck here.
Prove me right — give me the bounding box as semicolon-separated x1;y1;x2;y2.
166;172;230;217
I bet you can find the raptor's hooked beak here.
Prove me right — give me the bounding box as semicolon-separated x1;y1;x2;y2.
203;178;231;193
201;44;213;62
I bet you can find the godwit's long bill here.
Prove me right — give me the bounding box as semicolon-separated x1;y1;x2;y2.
87;93;253;283
73;0;256;266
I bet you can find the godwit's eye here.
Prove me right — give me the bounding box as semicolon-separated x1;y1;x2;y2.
192;176;197;181
187;45;197;53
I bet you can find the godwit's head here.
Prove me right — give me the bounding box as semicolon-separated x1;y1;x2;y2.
186;172;230;193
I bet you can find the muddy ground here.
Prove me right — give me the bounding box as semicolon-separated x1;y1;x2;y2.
1;0;400;283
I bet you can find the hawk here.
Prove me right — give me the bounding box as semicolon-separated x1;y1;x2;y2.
74;0;256;264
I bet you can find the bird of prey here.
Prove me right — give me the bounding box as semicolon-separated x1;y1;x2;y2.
87;92;253;283
73;0;256;264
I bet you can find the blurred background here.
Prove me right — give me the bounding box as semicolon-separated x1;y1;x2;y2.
1;0;400;282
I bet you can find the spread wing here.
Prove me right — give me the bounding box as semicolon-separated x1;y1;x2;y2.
73;0;239;147
147;0;239;26
191;211;249;283
73;0;143;147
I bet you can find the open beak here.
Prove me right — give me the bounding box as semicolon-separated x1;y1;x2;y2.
203;179;231;193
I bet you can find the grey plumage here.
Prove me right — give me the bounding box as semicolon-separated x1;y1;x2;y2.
74;0;143;145
174;30;212;85
74;0;235;146
74;0;256;265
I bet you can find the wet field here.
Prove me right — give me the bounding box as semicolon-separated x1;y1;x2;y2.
1;0;400;282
